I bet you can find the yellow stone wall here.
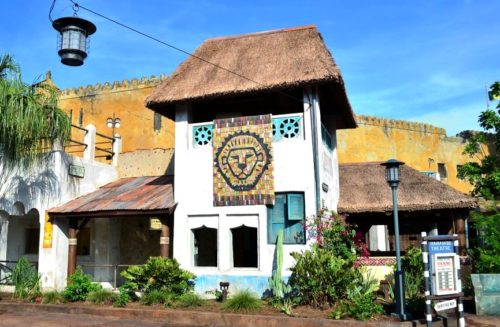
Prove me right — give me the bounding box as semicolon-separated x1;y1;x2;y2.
337;115;479;194
58;75;174;158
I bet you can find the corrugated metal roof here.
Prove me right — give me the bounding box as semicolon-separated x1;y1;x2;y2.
49;175;175;217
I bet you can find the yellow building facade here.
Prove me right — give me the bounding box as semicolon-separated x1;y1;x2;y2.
58;74;174;157
337;115;477;194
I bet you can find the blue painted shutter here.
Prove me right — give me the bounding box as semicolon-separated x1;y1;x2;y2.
267;194;286;243
284;193;305;244
287;193;304;221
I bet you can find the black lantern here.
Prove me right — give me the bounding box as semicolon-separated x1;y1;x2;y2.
52;16;96;66
381;159;404;186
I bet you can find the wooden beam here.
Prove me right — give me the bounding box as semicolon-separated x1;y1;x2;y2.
67;218;78;277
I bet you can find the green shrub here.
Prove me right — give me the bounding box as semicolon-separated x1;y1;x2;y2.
12;257;41;300
42;291;65;304
470;208;500;273
400;247;424;300
140;290;174;306
223;290;262;312
176;292;204;308
330;274;384;321
121;257;195;296
63;267;101;302
87;289;118;305
113;287;130;308
289;211;362;308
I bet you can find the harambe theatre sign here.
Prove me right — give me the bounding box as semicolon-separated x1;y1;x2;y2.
213;114;274;206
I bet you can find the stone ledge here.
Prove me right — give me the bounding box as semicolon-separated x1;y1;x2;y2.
0;302;409;327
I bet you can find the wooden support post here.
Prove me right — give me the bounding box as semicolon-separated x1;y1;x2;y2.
454;215;466;255
67;218;78;277
160;216;170;258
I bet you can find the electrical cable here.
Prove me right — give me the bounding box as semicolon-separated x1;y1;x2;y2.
66;0;309;106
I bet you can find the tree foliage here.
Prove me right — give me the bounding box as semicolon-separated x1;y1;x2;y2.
0;54;70;165
458;82;500;200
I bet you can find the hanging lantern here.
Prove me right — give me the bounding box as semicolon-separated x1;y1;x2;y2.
52;16;96;66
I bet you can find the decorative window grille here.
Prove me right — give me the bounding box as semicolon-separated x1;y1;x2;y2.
191;115;302;147
193;124;213;147
272;116;302;142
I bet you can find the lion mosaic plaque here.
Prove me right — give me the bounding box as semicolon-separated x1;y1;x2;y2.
213;115;274;206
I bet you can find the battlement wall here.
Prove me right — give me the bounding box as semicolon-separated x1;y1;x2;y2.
59;74;167;99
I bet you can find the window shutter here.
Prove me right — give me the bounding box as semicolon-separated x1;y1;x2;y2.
287;193;304;221
268;194;286;243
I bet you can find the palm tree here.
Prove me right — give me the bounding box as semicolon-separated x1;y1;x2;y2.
0;54;70;166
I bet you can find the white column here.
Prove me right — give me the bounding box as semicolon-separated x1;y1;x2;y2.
83;124;96;162
173;104;192;268
369;225;388;251
112;135;122;167
0;212;9;262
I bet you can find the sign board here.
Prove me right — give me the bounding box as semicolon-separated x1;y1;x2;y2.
69;164;85;178
434;299;457;312
428;240;454;254
42;213;53;249
433;253;459;295
150;218;162;230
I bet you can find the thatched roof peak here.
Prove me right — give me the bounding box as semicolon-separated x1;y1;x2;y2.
206;25;318;42
146;25;356;129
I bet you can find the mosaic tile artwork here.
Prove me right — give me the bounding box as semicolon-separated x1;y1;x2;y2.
213;114;274;206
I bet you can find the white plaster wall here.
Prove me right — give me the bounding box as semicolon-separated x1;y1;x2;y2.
0;147;118;290
173;95;322;278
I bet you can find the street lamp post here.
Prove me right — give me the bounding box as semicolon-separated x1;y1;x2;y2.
381;159;410;321
106;114;121;137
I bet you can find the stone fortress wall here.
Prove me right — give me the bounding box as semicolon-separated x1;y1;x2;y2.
337;115;482;194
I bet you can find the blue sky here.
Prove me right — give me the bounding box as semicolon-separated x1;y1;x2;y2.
2;0;499;136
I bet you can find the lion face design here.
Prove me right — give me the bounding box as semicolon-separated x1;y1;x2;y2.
215;132;271;191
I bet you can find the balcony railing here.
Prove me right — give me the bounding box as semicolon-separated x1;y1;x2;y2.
191;114;303;148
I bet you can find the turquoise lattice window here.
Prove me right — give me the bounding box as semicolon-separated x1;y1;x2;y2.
193;124;213;147
273;116;302;141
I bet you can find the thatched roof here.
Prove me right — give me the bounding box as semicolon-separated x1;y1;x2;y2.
338;162;477;214
146;25;356;129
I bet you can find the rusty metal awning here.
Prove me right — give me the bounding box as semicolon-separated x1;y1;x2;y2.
49;175;176;218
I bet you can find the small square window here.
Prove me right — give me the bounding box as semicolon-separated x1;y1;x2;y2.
153;112;162;131
438;163;447;179
231;225;258;268
192;226;217;267
267;192;305;244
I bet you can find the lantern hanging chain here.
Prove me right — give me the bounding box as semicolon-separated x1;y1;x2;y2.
72;3;79;16
48;0;56;22
66;0;308;106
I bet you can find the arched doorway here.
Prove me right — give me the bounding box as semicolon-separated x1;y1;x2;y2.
6;205;40;269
